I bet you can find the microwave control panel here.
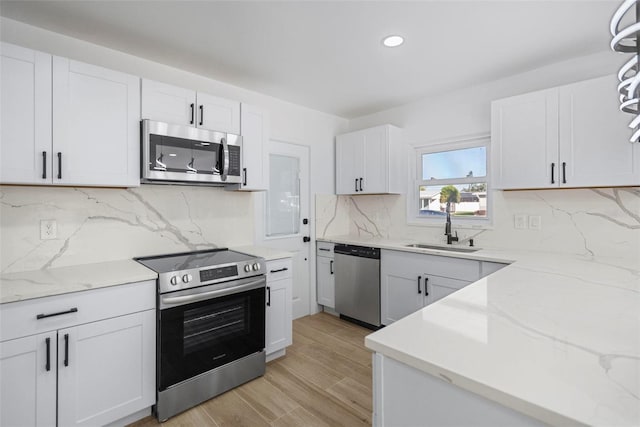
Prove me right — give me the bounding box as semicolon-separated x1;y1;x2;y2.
229;146;241;176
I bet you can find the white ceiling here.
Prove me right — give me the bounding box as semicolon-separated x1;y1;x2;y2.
0;0;619;118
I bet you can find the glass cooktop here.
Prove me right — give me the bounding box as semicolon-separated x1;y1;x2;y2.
135;248;257;273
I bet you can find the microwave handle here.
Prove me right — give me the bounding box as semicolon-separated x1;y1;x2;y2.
221;137;229;181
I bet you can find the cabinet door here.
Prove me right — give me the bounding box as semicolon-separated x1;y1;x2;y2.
265;277;292;355
336;131;364;194
424;275;470;306
53;57;140;187
559;75;640;187
492;89;559;189
0;43;52;185
380;250;424;325
57;310;155;427
238;103;269;190
361;126;388;194
0;332;57;427
316;256;335;308
197;92;240;134
141;78;197;126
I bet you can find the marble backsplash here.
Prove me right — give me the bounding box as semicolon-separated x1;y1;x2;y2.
316;187;640;261
0;185;255;273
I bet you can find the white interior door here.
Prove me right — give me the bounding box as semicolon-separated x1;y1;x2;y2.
258;140;311;319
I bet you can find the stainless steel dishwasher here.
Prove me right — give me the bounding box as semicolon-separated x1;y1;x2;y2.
334;244;381;328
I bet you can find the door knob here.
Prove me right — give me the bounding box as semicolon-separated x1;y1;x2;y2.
303;236;311;243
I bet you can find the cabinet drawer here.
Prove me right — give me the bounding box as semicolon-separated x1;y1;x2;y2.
316;242;334;257
0;280;155;342
266;258;292;281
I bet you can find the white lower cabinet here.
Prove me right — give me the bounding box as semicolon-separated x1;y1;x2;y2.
265;258;292;359
0;332;57;427
316;242;335;308
57;311;155;427
0;281;155;427
373;354;545;427
381;250;481;325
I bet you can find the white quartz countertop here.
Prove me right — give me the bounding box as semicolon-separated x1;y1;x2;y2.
0;259;158;304
231;245;294;261
327;235;640;426
1;246;293;305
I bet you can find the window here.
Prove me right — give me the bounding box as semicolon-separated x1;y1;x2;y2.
411;137;490;224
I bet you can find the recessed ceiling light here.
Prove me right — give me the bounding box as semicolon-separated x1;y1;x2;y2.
382;35;404;48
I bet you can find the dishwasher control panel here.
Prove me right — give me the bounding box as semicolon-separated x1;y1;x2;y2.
334;244;380;259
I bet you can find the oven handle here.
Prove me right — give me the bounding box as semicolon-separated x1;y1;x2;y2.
160;279;265;307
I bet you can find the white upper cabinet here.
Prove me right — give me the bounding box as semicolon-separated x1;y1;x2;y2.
492;75;640;189
0;43;140;187
197;92;240;135
492;89;559;189
140;79;197;126
237;103;269;191
335;124;405;195
1;43;52;185
141;78;240;134
53;57;140;187
558;76;639;187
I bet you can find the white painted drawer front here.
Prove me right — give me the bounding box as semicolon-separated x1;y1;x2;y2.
0;280;155;342
317;241;334;258
266;259;292;281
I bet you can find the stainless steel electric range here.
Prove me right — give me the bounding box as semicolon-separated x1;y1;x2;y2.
135;248;266;421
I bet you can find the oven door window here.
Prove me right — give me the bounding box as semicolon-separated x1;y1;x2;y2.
159;287;265;391
149;134;222;175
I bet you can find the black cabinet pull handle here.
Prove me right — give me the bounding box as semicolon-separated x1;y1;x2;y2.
243;168;247;186
57;152;62;179
45;337;51;372
551;162;555;184
36;307;78;320
42;151;47;179
562;162;567;184
63;333;69;367
199;105;204;126
190;103;195;125
425;277;429;296
319;248;331;252
266;286;271;306
354;178;359;192
330;260;334;275
359;178;363;192
270;267;288;273
417;275;422;294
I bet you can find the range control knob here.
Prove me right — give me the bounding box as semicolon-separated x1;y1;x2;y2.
252;263;260;271
170;276;179;286
182;273;193;283
244;264;251;273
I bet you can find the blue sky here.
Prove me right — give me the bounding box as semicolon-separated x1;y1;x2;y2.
422;147;486;180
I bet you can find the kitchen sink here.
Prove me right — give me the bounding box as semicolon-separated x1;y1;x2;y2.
405;243;479;253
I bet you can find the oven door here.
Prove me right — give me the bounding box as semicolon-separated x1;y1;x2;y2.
158;276;265;391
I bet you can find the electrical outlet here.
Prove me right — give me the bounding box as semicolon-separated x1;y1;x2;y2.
40;219;57;240
514;214;528;230
529;215;542;231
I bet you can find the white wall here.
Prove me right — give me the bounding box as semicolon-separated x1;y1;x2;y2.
0;17;348;274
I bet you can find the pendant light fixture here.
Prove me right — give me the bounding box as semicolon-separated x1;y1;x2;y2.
611;0;640;142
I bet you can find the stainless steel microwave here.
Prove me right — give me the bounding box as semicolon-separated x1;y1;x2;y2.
141;119;242;185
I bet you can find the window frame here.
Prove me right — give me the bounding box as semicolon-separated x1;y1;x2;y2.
407;134;492;228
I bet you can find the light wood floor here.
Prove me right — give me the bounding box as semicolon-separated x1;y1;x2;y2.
130;312;373;426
